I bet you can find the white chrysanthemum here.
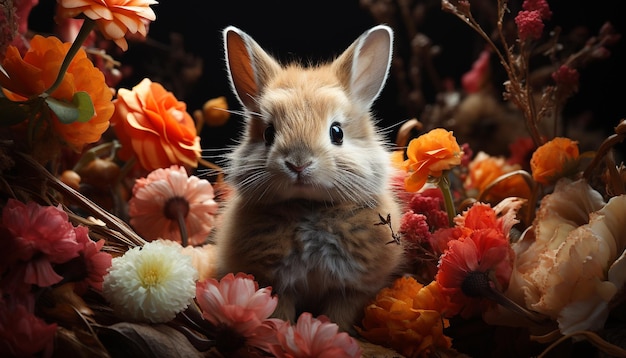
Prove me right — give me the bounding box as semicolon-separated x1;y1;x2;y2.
102;240;198;323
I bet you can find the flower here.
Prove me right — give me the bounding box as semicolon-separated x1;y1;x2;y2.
73;237;113;294
0;199;83;289
465;151;531;203
180;243;218;282
0;294;57;357
111;78;201;171
102;240;198;323
55;0;158;51
357;277;453;358
128;165;219;246
0;35;114;151
195;272;278;352
200;96;230;127
403;128;463;192
271;313;362;358
505;179;626;334
530;137;580;185
515;10;544;41
461;48;491;93
522;0;552;20
551;65;580;97
435;201;520;318
195;272;277;335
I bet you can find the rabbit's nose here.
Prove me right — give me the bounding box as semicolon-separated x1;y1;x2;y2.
285;160;311;174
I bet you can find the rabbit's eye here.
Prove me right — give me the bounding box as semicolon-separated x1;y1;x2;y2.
263;125;276;146
329;122;343;145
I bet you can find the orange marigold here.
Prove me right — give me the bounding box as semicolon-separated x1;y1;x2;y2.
56;0;157;51
404;128;463;192
111;78;201;171
357;276;453;358
0;35;114;150
465;151;531;203
530;137;579;185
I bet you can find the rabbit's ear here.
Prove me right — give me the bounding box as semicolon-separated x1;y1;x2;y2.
332;25;393;109
223;26;281;112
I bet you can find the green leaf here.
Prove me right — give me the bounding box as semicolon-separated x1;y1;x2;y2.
45;91;95;124
0;97;31;126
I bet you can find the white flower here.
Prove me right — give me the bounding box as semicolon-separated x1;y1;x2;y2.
102;240;198;323
505;179;626;334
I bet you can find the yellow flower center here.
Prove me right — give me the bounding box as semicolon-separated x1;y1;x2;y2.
140;263;163;287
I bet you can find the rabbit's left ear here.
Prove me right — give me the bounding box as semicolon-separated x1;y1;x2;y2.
332;25;393;108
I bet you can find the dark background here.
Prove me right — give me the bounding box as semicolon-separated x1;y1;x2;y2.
30;0;626;156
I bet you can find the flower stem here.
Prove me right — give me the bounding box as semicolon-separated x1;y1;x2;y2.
175;208;189;247
44;18;96;96
438;172;456;227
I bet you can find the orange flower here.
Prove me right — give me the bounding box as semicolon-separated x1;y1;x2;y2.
56;0;157;51
111;78;201;170
358;276;453;358
0;35;114;150
465;151;531;202
530;137;579;185
404;128;463;192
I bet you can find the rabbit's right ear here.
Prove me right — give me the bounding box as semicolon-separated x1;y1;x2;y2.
223;26;281;112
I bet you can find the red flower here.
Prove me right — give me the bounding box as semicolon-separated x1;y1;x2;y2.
461;48;491;93
522;0;552;20
0;294;57;357
515;10;544;41
434;202;518;318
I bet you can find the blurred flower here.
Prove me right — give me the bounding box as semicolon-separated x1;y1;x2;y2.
357;277;453;358
506;179;626;334
180;243;218;282
111;78;201;171
201;96;230;127
0;294;57;357
515;10;544;41
102;240;198;323
403;128;463;192
551;65;580;97
0;199;83;289
0;35;114;150
195;272;278;352
530;137;580;185
270;312;362;358
465;151;531;203
461;48;491;94
129;165;219;246
55;0;158;51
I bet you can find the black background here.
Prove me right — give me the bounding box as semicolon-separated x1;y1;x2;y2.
30;0;626;156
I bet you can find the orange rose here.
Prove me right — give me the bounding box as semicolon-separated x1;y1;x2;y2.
530;137;579;185
404;128;463;192
111;78;201;171
56;0;157;51
466;151;531;203
0;35;113;150
357;277;453;358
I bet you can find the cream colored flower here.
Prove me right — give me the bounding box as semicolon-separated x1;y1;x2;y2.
102;240;198;323
506;179;626;334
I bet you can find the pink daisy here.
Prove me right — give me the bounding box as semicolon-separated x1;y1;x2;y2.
129;165;219;246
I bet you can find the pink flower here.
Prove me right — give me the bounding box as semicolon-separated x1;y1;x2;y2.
129;165;219;246
195;273;278;351
461;48;491;93
522;0;552;20
551;65;580;94
270;313;362;358
1;199;83;288
515;10;544;41
73;237;113;294
0;294;57;357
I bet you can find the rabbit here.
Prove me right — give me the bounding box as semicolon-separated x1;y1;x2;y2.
214;25;406;333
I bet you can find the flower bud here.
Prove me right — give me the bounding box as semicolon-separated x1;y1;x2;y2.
202;96;230;127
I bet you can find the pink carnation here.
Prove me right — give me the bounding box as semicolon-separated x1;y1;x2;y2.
0;294;56;357
1;199;83;288
515;10;544;41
